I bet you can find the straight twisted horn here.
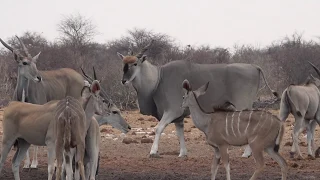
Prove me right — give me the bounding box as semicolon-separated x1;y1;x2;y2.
93;66;97;80
128;43;134;56
80;67;94;83
16;36;32;58
136;39;154;58
308;61;320;77
0;38;14;52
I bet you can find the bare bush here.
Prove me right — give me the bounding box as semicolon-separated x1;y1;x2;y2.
0;26;319;110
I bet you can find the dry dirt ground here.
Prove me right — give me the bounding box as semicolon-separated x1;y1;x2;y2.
0;109;320;180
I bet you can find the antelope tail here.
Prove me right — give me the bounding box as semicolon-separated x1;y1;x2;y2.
286;86;302;117
253;65;279;98
63;106;72;152
274;122;285;152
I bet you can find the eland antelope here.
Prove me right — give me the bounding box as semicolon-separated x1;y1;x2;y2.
279;61;320;159
0;36;85;169
0;77;104;180
55;96;87;180
117;40;278;158
181;79;287;180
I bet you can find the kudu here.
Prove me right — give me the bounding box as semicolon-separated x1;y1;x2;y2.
182;80;287;180
0;78;104;180
0;37;85;169
279;61;320;159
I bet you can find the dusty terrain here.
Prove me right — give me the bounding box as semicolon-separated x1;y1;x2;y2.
0;109;320;180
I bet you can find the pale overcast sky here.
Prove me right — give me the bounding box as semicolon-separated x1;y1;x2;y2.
0;0;319;49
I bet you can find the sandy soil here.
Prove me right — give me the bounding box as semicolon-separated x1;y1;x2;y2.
0;109;320;180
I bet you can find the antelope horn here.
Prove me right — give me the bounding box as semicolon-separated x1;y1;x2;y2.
0;38;14;52
136;39;154;58
80;67;94;83
16;36;32;58
128;43;134;56
308;61;320;77
93;66;97;80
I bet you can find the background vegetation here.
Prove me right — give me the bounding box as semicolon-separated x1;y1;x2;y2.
1;14;319;109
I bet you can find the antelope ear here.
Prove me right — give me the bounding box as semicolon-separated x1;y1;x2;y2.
194;82;209;98
91;80;101;95
140;55;147;63
182;79;191;91
117;52;124;60
32;51;41;62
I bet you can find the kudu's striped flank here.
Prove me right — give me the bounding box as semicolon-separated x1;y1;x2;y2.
182;80;287;180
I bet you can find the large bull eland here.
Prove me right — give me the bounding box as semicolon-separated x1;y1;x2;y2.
279;61;320;159
0;36;85;168
117;41;278;158
181;80;287;180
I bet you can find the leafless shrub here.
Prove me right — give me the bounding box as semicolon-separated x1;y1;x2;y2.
0;25;319;110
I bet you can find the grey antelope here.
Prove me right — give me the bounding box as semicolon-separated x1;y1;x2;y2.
181;80;287;180
279;61;320;159
117;40;278;158
0;36;85;169
0;78;104;180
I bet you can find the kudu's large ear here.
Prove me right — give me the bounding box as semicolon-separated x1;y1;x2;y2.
182;79;191;91
91;80;101;95
194;82;210;98
32;52;41;62
117;52;124;61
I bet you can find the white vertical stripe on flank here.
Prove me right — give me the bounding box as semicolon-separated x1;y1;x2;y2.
244;111;254;134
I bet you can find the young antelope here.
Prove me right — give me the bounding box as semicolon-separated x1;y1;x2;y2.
181;80;288;180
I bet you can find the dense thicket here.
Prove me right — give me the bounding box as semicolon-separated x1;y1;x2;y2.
0;25;319;109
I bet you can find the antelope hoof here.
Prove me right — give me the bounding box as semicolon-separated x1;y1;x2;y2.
23;164;30;169
149;153;162;158
178;154;188;158
30;161;38;169
307;154;316;160
241;153;251;158
289;152;295;159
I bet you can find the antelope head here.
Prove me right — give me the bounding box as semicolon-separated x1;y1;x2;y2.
181;79;210;109
0;36;42;82
117;40;154;85
81;67;105;116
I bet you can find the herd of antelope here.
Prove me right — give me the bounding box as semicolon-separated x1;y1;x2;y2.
0;36;319;180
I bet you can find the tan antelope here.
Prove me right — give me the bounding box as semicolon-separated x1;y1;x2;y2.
55;96;86;180
279;61;320;159
181;80;287;180
0;77;104;180
0;36;85;169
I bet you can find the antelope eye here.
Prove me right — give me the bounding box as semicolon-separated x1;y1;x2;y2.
133;63;137;66
22;62;28;65
112;111;117;114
